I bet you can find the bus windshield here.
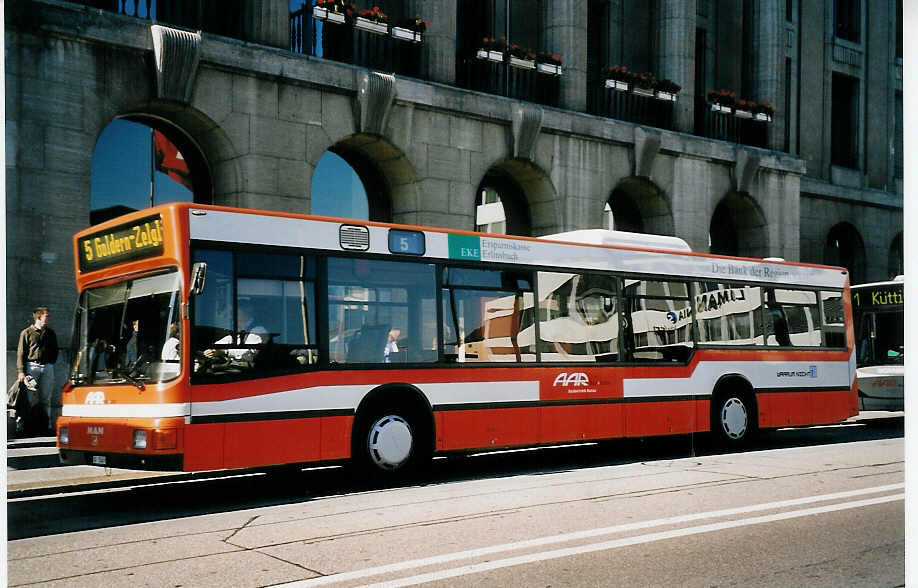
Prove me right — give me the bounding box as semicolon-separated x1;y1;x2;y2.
855;310;904;366
70;269;182;385
852;280;904;368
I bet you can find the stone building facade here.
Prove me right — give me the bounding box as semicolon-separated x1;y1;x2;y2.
5;0;903;381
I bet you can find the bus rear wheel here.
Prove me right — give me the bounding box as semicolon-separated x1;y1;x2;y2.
352;406;430;483
711;391;755;448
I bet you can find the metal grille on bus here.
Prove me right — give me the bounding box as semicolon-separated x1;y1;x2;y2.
339;225;370;251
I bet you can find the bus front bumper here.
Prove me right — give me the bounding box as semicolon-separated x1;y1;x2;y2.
56;416;185;471
58;449;183;470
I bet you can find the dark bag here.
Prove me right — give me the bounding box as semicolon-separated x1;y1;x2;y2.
7;380;31;438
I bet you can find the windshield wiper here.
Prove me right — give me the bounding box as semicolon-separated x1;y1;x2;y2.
120;371;145;390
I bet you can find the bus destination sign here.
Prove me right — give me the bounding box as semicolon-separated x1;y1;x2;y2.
78;215;165;272
852;284;903;310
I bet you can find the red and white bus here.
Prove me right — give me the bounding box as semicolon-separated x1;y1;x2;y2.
58;203;858;477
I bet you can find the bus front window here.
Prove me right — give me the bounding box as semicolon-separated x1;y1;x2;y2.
71;269;182;385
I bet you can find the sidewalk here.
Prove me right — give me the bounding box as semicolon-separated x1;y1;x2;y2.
7;435;173;496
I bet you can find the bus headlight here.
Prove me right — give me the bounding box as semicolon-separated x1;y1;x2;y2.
59;426;69;445
132;429;148;449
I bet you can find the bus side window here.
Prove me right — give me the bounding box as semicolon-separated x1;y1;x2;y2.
441;267;536;363
820;290;847;349
623;278;693;363
537;271;619;363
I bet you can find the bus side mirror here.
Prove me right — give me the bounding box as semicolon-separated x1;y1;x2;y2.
191;262;207;296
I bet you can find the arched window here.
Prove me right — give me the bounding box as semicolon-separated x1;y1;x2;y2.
91;119;208;224
475;169;531;236
603;194;644;233
709;192;768;258
824;223;865;285
311;151;369;219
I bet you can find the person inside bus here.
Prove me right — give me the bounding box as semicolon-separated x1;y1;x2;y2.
204;301;266;368
161;322;180;362
384;328;401;363
767;301;792;346
123;319;140;367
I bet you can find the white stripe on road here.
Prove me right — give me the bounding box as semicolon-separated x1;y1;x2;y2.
370;493;903;588
275;483;903;587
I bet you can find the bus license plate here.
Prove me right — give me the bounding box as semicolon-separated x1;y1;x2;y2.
92;455;106;466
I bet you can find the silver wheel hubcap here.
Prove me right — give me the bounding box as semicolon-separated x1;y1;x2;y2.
721;397;747;440
368;415;413;470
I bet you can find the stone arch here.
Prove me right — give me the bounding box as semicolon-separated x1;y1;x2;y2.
888;232;903;279
317;133;420;224
709;191;769;258
824;222;866;285
89;103;241;220
603;177;674;235
116;102;244;206
475;159;559;236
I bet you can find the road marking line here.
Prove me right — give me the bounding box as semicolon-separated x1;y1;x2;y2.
275;483;903;587
369;493;904;587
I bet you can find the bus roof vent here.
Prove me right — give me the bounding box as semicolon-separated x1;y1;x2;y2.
539;229;692;252
763;257;785;262
339;224;370;251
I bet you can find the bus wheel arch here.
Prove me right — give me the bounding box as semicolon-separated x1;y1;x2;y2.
351;384;434;480
710;375;757;448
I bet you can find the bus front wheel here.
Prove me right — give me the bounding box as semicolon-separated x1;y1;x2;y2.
711;391;756;448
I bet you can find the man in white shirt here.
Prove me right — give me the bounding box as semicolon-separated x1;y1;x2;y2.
204;303;266;368
161;322;181;361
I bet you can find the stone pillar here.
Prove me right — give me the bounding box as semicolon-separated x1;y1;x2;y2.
407;0;457;85
751;0;783;150
243;0;289;49
657;0;695;133
543;0;588;112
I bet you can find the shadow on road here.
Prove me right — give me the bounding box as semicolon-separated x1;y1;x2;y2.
7;414;903;541
6;453;62;470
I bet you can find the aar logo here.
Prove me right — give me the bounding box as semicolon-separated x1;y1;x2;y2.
84;391;105;405
553;372;590;387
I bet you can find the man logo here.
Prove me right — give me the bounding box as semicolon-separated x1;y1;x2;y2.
553;372;590;387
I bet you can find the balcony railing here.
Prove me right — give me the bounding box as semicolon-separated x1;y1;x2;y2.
588;82;676;131
696;103;770;149
65;3;785;150
456;52;561;108
290;5;424;79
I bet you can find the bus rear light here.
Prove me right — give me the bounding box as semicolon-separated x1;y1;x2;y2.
153;428;177;450
59;426;69;445
132;429;148;449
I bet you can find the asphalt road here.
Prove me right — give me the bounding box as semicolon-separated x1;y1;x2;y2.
6;413;905;587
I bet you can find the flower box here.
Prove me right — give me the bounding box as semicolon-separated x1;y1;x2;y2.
509;56;536;70
391;26;422;42
711;103;732;114
734;108;752;119
355;17;388;35
313;6;346;24
605;79;629;91
655;90;677;102
754;112;772;122
632;86;655;97
537;62;562;75
477;49;504;63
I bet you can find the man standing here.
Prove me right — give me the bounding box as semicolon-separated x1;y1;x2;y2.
17;307;59;434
